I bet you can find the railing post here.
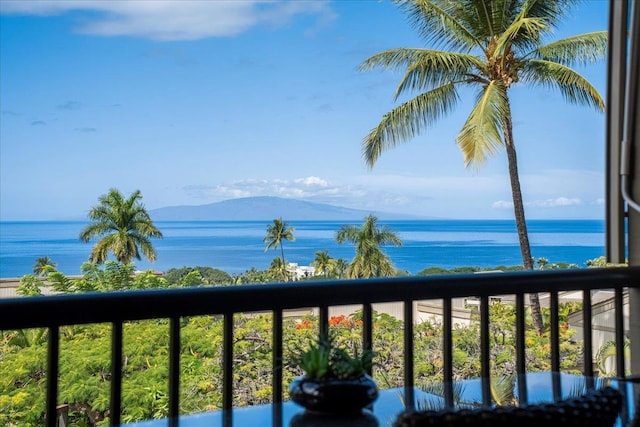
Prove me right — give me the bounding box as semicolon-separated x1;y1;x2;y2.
480;296;491;407
549;291;561;401
615;288;629;425
582;290;594;390
363;303;373;376
168;317;181;427
319;306;328;341
403;299;414;411
272;309;283;427
223;312;233;427
110;321;123;427
443;298;454;408
515;293;528;404
46;325;59;427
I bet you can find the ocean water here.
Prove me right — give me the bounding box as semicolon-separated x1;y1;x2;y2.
0;220;606;278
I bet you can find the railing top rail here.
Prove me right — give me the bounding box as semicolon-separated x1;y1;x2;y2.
1;267;639;330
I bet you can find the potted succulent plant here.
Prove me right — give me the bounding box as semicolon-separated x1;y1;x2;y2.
289;335;378;414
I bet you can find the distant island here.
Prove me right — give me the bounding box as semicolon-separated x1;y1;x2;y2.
149;196;424;221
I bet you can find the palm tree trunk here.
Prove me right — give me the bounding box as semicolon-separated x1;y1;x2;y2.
502;103;544;335
280;244;287;281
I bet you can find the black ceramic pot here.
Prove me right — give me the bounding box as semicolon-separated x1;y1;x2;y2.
288;374;378;414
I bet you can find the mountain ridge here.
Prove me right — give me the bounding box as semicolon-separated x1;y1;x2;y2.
149;196;423;221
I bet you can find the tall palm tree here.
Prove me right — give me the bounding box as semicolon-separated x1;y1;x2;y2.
79;188;163;265
312;250;333;276
359;0;606;333
263;217;295;280
336;215;403;278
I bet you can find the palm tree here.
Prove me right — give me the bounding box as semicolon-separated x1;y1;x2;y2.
79;188;163;265
312;250;333;276
263;218;295;274
267;256;289;282
336;214;403;278
359;0;605;333
331;258;350;279
33;256;56;277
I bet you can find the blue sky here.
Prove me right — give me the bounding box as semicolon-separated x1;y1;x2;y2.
0;0;609;220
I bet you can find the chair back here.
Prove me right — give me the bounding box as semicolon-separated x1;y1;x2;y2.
393;387;623;427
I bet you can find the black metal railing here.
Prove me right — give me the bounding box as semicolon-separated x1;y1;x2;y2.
1;267;639;427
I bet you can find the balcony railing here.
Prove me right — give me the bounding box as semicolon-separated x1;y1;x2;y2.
1;266;639;427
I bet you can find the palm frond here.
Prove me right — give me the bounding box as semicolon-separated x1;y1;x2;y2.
79;222;115;242
517;0;580;31
359;48;433;72
377;228;404;246
90;236;116;264
492;0;520;34
335;225;360;244
396;0;482;51
360;49;482;98
417;380;466;410
490;374;516;406
133;220;164;238
467;0;520;40
531;31;608;66
474;0;495;37
363;82;459;167
456;80;508;168
493;16;548;56
137;237;157;262
395;51;483;99
520;59;604;111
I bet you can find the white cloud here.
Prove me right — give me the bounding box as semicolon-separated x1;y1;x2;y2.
185;176;352;200
294;176;329;187
0;0;335;40
492;200;513;209
532;197;582;207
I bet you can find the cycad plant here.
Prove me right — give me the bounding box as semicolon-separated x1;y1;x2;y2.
360;0;606;333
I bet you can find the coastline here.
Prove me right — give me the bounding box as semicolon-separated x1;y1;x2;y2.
0;219;606;279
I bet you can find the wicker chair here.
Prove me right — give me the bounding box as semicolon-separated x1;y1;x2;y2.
394;386;623;427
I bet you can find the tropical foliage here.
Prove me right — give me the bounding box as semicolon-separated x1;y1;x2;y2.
311;250;333;277
595;338;631;377
267;256;289;282
336;215;403;278
32;256;56;277
17;262;171;296
164;266;233;286
585;256;629;268
79;189;163;265
359;0;606;333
